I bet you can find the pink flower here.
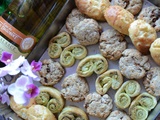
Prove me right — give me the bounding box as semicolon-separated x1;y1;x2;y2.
24;84;39;98
20;60;41;81
8;75;39;105
31;60;42;72
0;51;13;65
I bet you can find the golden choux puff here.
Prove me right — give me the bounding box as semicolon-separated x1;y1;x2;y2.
129;19;157;55
150;38;160;66
104;5;134;35
75;0;110;21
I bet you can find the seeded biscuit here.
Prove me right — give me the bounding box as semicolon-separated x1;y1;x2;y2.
113;0;143;15
84;92;113;118
119;49;150;79
61;73;89;102
143;67;160;96
99;29;127;60
39;59;65;86
138;6;160;32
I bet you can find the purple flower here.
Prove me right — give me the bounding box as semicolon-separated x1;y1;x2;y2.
31;60;42;72
1;92;10;105
0;51;13;65
20;60;41;81
0;56;25;77
7;75;40;105
0;82;8;93
24;84;39;98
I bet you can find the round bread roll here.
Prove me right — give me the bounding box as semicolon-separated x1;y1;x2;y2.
75;0;110;21
10;97;36;119
129;19;157;55
104;5;134;35
150;38;160;66
27;105;57;120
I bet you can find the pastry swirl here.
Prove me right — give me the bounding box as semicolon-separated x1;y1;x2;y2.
77;54;108;77
129;92;157;120
35;86;64;114
115;80;141;109
48;43;62;59
60;44;87;67
48;32;71;59
49;32;71;47
95;69;123;95
58;106;88;120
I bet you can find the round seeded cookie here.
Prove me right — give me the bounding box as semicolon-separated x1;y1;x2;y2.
138;6;160;32
65;8;87;36
61;73;89;102
119;49;150;80
84;92;113;118
73;18;102;46
113;0;143;15
38;59;65;86
143;67;160;96
106;110;131;120
99;29;127;61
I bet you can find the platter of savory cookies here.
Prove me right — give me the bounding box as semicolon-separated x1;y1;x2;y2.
2;0;160;120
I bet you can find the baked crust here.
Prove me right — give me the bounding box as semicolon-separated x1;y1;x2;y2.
75;0;110;21
104;5;134;35
27;105;57;120
129;19;157;55
150;38;160;66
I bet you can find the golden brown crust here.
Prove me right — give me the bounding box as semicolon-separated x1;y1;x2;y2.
75;0;110;21
150;38;160;66
95;69;123;95
76;54;108;77
35;86;65;114
104;5;134;35
129;19;157;55
27;105;57;120
10;97;36;120
58;106;88;120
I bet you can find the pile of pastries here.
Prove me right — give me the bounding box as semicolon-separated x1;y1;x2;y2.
10;0;160;120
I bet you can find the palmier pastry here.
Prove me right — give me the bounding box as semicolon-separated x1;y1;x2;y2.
60;44;87;67
35;86;65;114
129;92;157;120
58;106;88;120
95;69;123;95
48;32;71;59
76;54;108;77
115;80;141;109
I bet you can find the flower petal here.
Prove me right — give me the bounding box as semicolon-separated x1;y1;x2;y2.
20;60;31;75
1;92;10;105
25;84;39;98
31;60;42;72
13;90;28;104
7;83;17;96
0;51;13;65
15;75;33;90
